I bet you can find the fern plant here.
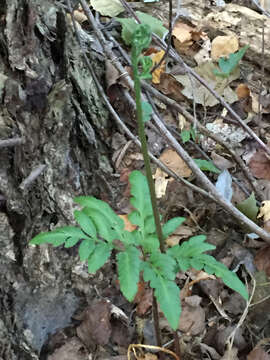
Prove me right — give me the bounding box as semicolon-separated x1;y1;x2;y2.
30;170;248;330
30;23;248;334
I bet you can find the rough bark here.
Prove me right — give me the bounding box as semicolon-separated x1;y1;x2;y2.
0;1;119;358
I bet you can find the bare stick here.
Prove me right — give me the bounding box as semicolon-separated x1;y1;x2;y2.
0;137;24;148
19;164;47;191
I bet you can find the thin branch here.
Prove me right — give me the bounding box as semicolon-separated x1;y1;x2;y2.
226;272;256;354
19;164;47;191
0;137;24;148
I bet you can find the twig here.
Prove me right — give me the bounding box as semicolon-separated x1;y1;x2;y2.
19;164;47;191
226;272;256;354
0;137;24;148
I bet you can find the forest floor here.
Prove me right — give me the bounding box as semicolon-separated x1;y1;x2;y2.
2;0;270;359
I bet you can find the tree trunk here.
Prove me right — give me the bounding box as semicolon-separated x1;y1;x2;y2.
0;1;118;358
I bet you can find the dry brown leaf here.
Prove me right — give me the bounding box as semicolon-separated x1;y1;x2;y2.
159;148;192;178
48;337;87;360
156;73;186;103
247;346;270;360
178;113;187;131
77;300;111;348
175;61;238;107
173;21;207;56
144;354;158;360
254;245;270;277
136;288;153;316
173;22;194;43
211;151;234;170
105;60;120;90
166;225;195;247
249;150;270;181
211;35;239;61
236;83;250;100
178;296;205;335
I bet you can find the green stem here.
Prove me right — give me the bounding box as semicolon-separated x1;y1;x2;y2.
132;49;164;351
131;55;165;253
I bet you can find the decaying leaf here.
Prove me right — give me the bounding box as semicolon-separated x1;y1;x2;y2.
173;21;207;56
166;225;195;247
215;169;233;202
236;83;250;100
211;151;234;170
136;287;153;316
175;61;238;107
205;120;247;149
67;10;88;24
194;38;211;65
178;296;205;335
156;73;186;103
254;246;270;277
159;148;192;178
211;35;239;61
76;300;111;348
250;92;270;114
249;150;270;181
48;338;87;360
247;347;270;360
